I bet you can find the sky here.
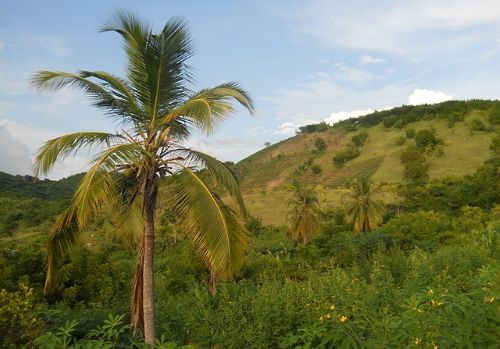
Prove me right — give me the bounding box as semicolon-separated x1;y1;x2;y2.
1;0;500;179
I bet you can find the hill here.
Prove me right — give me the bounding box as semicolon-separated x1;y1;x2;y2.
233;100;500;224
0;172;83;201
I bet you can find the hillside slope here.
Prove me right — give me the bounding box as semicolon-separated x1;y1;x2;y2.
233;100;499;225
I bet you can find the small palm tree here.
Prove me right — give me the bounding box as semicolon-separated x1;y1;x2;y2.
344;177;385;232
31;11;254;345
286;184;321;245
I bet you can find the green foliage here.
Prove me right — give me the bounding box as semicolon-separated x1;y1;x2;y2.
0;283;42;349
34;314;182;348
314;138;326;153
405;128;416;138
489;110;500;125
351;130;369;148
400;161;499;213
298;122;329;134
395;136;406;146
470;118;489;132
286;184;321;244
414;129;440;150
0;172;83;200
0;196;66;235
333;147;361;168
490;133;500;154
400;147;429;182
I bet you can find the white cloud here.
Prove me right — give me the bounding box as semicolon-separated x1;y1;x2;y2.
0;125;33;175
332;63;379;83
294;0;500;54
0;118;93;179
274;122;300;135
324;107;391;125
359;55;386;65
408;88;453;105
186;137;264;162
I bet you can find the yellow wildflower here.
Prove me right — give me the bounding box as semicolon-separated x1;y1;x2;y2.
326;314;331;319
339;315;347;322
319;316;324;321
329;304;335;310
414;337;421;345
485;296;495;303
427;289;433;296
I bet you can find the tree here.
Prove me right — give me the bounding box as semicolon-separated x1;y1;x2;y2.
31;11;254;345
344;177;385;232
264;141;271;147
286;184;321;245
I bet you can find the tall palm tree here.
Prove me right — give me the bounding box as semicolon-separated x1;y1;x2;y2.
31;11;254;345
344;177;385;232
286;184;321;245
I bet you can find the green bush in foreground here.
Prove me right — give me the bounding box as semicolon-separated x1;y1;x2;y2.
0;284;41;349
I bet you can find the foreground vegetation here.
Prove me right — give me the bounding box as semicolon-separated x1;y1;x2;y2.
1;159;499;348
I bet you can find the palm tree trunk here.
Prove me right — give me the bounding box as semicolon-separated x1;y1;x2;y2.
131;231;145;336
143;175;159;346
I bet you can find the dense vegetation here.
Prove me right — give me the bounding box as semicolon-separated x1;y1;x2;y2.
1;156;499;348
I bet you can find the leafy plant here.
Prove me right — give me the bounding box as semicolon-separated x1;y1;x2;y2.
333;147;361;168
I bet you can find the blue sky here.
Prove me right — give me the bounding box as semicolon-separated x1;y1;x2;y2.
1;0;500;178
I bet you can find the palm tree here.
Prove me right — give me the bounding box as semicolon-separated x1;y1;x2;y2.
344;177;385;232
286;184;321;245
31;11;254;345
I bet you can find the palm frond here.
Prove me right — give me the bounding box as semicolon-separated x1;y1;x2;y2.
34;132;123;176
163;166;250;279
101;10;152;116
184;150;246;217
160;82;254;136
31;71;139;123
44;206;79;297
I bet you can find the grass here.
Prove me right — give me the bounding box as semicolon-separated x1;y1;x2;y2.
233;109;497;225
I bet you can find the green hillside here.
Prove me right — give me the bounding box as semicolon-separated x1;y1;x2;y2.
233;100;500;224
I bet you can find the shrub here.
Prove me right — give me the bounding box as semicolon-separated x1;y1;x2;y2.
298;122;329;134
383;116;398;128
490;134;500;154
470;118;489;132
400;148;429;182
0;283;42;349
414;129;439;150
395;136;406;146
351;130;369;148
314;138;326;153
333;147;361;168
405;128;416;139
489;111;500;125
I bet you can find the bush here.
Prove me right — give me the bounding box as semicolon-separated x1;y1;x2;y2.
490;134;500;154
470;118;489;132
298;122;329;134
351;130;369;148
314;138;326;153
395;136;406;146
414;129;439;150
405;128;416;139
400;148;429;182
0;284;42;349
333;147;361;168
